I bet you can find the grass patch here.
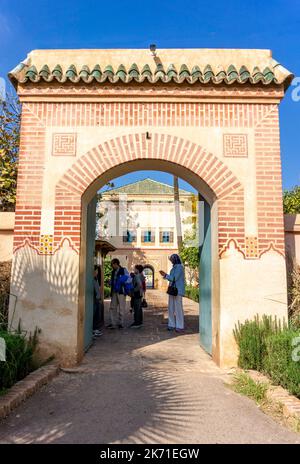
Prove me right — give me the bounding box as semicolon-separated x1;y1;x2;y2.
231;371;268;403
230;370;300;435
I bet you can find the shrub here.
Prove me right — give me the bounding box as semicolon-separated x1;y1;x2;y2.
0;326;39;390
264;329;300;398
288;262;300;329
104;258;112;287
0;261;12;328
233;315;285;370
185;286;199;302
234;315;300;399
104;286;110;299
283;185;300;214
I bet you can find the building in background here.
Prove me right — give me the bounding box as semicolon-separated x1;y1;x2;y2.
98;178;195;289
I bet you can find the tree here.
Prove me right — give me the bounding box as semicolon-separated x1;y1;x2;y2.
95;182;115;238
0;94;20;211
173;176;183;249
283;186;300;214
180;193;199;286
103;256;112;287
180;229;199;286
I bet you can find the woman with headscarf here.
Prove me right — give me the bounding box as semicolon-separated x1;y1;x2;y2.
159;254;185;333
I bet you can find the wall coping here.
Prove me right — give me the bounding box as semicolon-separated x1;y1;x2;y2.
284;214;300;233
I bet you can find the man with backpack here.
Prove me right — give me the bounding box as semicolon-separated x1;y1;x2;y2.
107;258;130;329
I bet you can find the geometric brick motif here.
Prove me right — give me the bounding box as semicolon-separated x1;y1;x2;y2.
39;235;54;254
52;133;77;156
223;134;248;157
245;236;258;258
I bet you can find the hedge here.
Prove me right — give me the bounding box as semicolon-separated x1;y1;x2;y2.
185;286;199;302
264;330;300;397
104;286;111;298
234;315;300;398
0;327;39;390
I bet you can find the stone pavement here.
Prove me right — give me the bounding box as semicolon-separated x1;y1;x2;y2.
0;290;299;444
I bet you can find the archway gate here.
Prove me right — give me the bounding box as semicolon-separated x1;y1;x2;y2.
8;49;292;367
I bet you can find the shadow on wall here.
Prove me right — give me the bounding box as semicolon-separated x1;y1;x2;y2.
9;239;80;331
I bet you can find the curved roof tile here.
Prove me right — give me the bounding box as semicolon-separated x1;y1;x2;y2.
8;49;293;88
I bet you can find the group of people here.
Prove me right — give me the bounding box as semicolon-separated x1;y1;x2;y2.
92;253;185;338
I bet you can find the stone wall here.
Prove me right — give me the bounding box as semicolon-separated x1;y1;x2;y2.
0;212;15;262
284;214;300;269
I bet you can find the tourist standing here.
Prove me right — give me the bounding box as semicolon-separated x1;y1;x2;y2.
159;254;185;333
130;265;144;328
107;258;129;329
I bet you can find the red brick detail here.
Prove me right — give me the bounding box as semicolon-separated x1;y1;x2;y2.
54;132;245;255
52;133;77;156
223;134;248;157
254;107;285;256
21;102;274;128
218;188;245;255
13;103;46;251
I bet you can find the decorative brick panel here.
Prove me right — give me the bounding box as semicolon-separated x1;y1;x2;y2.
13;103;46;251
223;134;248;157
52;133;77;156
13;101;284;259
254;107;285;256
39;235;54;254
19;83;284;100
245;236;259;258
19;102;275;129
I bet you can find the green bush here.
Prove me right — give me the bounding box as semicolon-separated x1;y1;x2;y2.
264;329;300;398
233;315;284;370
234;315;300;398
104;258;112;287
288;263;300;329
0;327;39;390
104;286;110;299
185;286;199;302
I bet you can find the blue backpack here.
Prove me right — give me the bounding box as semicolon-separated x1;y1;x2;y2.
124;275;134;296
115;271;133;296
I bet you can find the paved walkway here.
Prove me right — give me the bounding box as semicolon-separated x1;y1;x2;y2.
0;290;299;444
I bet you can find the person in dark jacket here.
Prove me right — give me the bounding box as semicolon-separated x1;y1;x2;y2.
130;264;144;328
107;258;129;329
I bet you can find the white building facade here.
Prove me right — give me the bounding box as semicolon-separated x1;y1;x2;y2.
98;178;195;289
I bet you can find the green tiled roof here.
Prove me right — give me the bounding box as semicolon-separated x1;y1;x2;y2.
102;178;194;196
9;62;292;87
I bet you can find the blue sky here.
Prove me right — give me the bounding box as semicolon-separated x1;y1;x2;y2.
1;0;299;190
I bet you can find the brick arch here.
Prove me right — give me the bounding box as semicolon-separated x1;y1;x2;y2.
54;132;245;255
